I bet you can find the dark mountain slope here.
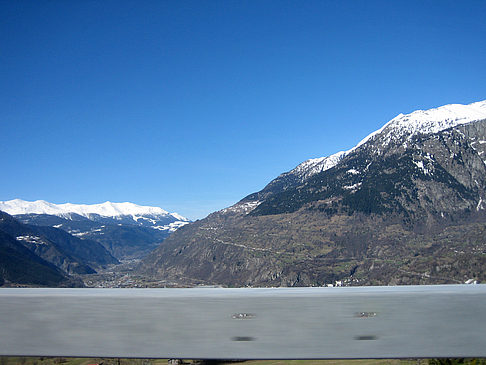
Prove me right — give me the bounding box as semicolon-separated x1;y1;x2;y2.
0;230;72;287
252;121;486;220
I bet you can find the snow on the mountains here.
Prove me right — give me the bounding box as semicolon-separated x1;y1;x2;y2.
287;100;486;182
413;160;432;175
16;235;45;245
153;221;190;232
343;182;362;190
0;199;189;223
366;100;486;147
168;212;188;221
477;198;485;211
221;200;262;214
219;99;486;217
287;150;347;182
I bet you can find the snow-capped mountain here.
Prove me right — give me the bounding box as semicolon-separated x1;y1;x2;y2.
0;200;189;231
230;99;486;212
0;200;191;260
290;100;486;182
140;99;486;287
358;99;486;148
0;200;187;223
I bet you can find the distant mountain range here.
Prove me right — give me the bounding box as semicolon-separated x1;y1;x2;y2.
0;200;190;260
0;200;190;286
140;100;486;287
0;200;188;231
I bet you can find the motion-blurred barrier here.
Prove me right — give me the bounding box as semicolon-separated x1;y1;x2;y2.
0;285;485;359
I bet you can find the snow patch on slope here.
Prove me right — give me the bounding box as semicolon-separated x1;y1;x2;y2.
153;221;190;232
221;201;262;215
285;150;347;183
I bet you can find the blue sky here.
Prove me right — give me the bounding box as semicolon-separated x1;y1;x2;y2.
1;0;486;220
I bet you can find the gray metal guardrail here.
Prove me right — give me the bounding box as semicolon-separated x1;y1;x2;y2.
0;285;485;359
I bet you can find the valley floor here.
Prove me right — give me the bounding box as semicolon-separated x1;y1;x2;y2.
79;260;187;288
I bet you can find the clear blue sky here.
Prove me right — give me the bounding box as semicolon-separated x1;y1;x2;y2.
1;0;485;220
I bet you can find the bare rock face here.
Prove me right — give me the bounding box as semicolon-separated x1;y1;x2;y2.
140;101;486;287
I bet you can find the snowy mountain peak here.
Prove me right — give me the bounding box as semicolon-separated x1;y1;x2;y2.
0;199;189;223
368;100;486;147
289;99;486;181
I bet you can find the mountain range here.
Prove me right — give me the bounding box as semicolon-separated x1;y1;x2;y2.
139;100;486;287
0;200;189;260
0;201;189;286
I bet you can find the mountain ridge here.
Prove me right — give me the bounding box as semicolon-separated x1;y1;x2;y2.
0;199;189;225
235;100;486;211
1;200;191;259
140;99;486;287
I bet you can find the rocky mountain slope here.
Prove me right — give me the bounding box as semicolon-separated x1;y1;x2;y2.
140;100;486;287
0;200;190;259
0;229;73;287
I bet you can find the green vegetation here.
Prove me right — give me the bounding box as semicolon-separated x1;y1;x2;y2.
429;360;486;365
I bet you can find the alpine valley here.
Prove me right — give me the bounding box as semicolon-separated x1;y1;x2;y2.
0;200;189;286
139;100;486;287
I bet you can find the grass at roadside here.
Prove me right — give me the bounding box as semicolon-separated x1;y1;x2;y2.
239;360;421;365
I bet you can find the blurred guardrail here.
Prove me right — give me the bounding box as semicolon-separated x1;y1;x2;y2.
0;285;485;359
